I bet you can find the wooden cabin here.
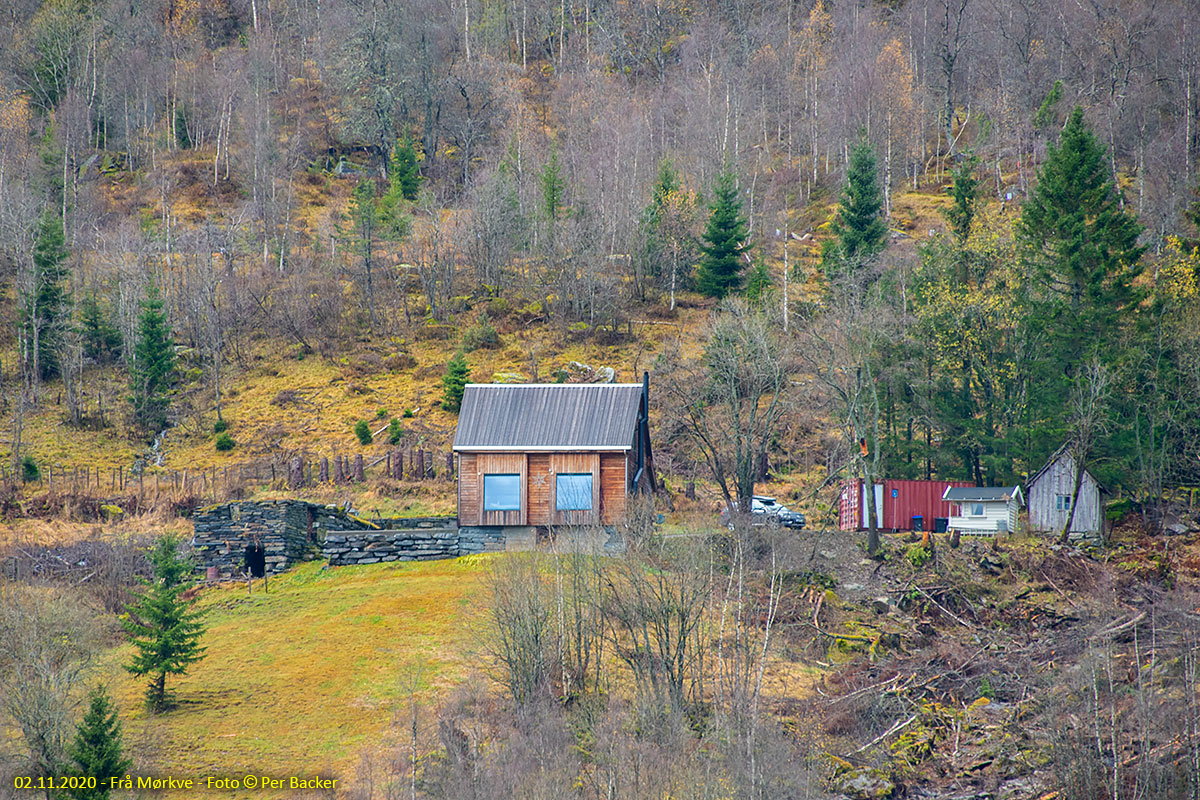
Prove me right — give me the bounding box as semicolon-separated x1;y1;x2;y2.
452;378;655;532
1027;448;1105;537
943;486;1023;536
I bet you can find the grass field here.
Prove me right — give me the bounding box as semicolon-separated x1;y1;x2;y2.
99;557;493;796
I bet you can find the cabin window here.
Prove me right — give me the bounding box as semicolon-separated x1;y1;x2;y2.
1056;494;1072;511
971;503;984;516
556;473;593;511
483;474;521;511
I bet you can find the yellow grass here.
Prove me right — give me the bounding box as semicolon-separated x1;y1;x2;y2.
100;557;493;797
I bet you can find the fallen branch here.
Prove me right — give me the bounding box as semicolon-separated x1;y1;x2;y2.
854;714;919;754
1091;612;1146;640
915;584;973;628
1037;569;1078;607
825;674;904;705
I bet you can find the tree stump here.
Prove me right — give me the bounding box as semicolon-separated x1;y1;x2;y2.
319;457;329;483
686;481;696;500
333;456;344;483
393;451;403;480
354;454;365;482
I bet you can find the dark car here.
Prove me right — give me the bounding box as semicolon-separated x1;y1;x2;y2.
778;508;806;529
722;496;806;530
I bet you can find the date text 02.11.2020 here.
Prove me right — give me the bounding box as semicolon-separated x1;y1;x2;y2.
14;777;100;791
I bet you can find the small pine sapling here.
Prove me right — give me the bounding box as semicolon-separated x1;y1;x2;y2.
66;685;132;800
442;352;470;411
387;418;405;445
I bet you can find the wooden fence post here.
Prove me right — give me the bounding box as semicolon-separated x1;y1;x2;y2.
446;453;454;480
289;457;304;489
320;457;329;483
686;481;696;500
333;457;344;483
393;451;403;480
354;454;365;483
416;450;425;481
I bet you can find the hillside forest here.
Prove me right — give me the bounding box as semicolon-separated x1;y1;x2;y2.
0;0;1198;509
3;0;1200;798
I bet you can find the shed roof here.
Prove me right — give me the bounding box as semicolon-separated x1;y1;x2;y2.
453;383;644;451
942;486;1024;504
1028;446;1106;493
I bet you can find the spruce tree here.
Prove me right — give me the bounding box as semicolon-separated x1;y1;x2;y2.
943;155;980;245
822;137;887;280
1018;106;1145;366
696;169;749;299
745;255;772;305
379;139;417;241
28;209;71;380
129;285;176;435
640;159;680;281
79;293;122;364
441;352;470;412
123;535;206;713
389;136;421;201
66;686;132;800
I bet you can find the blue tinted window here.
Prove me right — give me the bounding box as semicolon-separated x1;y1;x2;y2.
556;473;593;511
483;474;521;511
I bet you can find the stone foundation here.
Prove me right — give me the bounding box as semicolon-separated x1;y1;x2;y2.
193;500;374;577
194;502;585;576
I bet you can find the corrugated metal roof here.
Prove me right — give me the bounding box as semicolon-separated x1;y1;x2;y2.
943;486;1023;503
453;384;644;451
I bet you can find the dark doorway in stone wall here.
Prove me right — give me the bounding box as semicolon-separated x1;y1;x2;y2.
244;544;266;578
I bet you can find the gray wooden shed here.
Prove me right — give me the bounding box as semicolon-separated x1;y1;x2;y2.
1027;448;1104;536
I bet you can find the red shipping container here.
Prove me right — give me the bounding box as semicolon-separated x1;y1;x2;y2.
840;478;973;531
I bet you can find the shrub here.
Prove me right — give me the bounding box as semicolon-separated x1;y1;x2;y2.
905;543;932;569
354;420;373;445
387;418;405;445
214;433;235;451
375;408;388;419
212;419;228;434
461;314;500;352
402;408;414;418
21;455;40;482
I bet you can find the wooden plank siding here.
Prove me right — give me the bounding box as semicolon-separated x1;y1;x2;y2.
600;452;627;524
458;453;479;526
476;453;527;526
458;450;631;528
550;453;601;526
1028;455;1101;534
527;454;552;525
948;500;1020;535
